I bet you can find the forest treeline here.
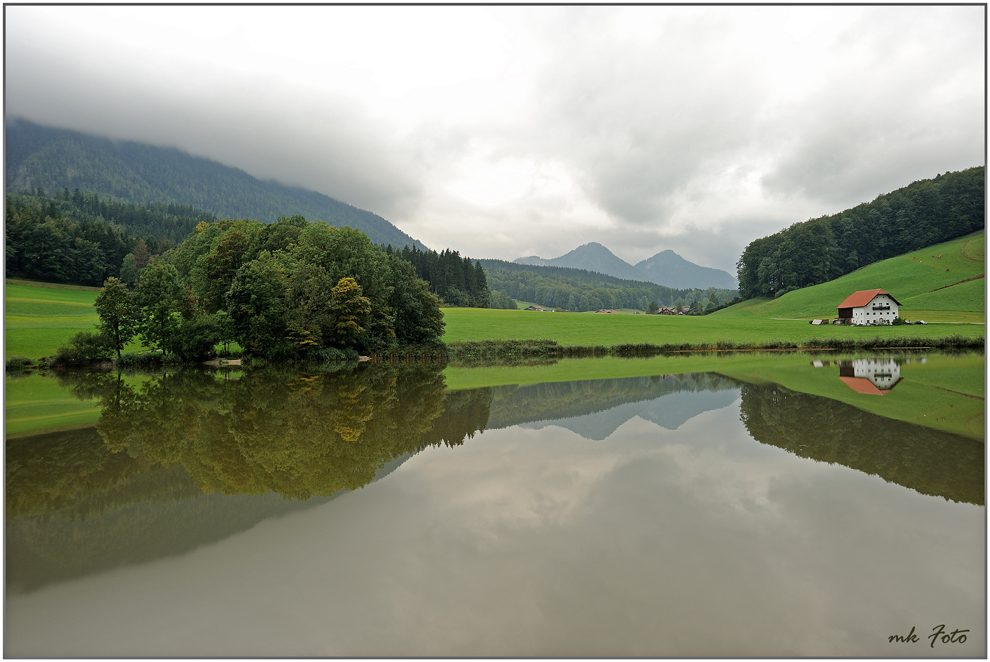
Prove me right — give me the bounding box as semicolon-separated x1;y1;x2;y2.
6;118;426;250
385;245;491;308
736;166;985;299
479;259;737;312
63;216;445;364
5;189;215;286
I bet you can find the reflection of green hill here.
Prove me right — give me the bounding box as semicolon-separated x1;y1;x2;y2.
487;373;740;431
740;383;984;505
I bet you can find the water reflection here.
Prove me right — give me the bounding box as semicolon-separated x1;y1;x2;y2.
838;358;902;394
7;363;489;591
740;382;983;505
506;374;741;439
5;359;985;657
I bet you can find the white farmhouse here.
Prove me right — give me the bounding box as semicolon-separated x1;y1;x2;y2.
836;289;901;326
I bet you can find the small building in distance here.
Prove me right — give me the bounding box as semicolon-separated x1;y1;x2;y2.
836;289;901;326
524;305;550;312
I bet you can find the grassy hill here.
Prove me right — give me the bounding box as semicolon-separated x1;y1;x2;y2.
718;230;985;322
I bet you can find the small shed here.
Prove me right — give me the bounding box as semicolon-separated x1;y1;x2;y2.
836;289;901;326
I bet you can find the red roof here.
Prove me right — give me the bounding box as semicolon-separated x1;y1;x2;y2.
839;376;889;396
836;289;901;310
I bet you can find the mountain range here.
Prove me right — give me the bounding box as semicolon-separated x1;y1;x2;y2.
516;242;737;290
4;118;427;250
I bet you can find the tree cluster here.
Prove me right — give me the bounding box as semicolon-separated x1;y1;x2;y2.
479;259;735;312
77;216;445;363
5;190;214;286
736;166;985;300
385;245;491;307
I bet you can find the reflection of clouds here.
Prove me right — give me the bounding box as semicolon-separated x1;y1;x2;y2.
405;425;626;532
5;404;984;658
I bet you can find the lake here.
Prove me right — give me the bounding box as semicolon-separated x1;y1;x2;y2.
4;353;985;657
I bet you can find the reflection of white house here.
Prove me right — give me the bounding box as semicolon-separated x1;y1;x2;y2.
836;289;900;325
838;358;902;395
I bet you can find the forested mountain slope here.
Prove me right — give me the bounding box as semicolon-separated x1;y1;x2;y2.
719;230;984;320
736;166;984;299
5;118;427;250
5;190;213;286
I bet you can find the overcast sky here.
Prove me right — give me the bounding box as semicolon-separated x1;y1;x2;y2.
5;5;985;272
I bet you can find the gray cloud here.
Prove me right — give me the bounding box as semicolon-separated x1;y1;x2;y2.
4;5;984;273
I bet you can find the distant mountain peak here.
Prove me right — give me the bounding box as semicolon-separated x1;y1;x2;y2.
512;243;737;290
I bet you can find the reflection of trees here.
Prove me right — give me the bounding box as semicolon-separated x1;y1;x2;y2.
7;364;494;591
739;383;984;505
9;364;492;521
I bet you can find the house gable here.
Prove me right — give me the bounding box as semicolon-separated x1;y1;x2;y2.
836;289;900;325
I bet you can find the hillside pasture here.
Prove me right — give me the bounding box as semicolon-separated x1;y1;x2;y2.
718;230;985;321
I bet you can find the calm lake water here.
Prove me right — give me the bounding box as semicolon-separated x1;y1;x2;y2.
5;356;985;657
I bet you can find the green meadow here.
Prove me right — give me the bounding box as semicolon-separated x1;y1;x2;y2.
441;307;983;346
5;280;101;360
5;279;147;360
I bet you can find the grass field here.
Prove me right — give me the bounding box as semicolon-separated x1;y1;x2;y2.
6;280;102;360
440;307;984;346
5;280;148;360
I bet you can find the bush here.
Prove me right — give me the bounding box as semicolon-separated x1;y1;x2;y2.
167;315;218;361
53;331;113;366
310;347;361;362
